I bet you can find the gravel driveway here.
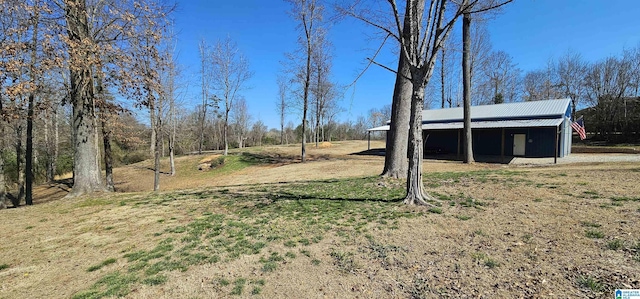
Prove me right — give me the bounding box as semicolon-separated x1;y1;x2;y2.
511;153;640;165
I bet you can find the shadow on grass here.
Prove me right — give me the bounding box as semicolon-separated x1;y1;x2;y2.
350;148;386;156
237;152;333;165
212;176;406;204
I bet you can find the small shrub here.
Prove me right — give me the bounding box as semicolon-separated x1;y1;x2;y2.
0;264;9;271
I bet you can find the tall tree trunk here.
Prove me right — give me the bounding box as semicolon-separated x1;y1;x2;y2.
15;123;24;205
25;95;34;205
462;12;475;164
95;69;114;191
381;21;412;179
441;46;446;109
169;84;176;176
44;109;54;182
153;119;161;191
25;1;40;205
101;119;114;191
64;0;107;197
315;64;321;148
223;112;229;155
0;149;5;210
169;134;175;176
280;121;284;145
53;107;58;180
150;97;156;157
0;119;6;209
404;81;431;205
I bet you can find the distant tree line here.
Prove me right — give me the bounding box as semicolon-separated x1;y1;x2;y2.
424;20;640;143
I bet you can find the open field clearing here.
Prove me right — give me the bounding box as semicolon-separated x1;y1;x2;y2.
1;141;639;298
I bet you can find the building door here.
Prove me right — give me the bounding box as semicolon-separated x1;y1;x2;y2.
513;134;526;156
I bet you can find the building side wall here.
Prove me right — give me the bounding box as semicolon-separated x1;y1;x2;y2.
424;127;559;158
423;130;459;154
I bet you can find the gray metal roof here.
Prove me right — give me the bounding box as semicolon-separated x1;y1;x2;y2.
367;118;564;131
422;118;564;130
422;98;571;122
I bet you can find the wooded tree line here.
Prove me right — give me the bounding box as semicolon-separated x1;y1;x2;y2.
0;0;180;205
425;18;640;142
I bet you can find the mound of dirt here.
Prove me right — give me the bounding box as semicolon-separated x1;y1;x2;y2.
199;154;221;164
319;142;332;148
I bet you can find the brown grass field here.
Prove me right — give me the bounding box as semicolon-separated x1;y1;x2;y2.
1;140;639;299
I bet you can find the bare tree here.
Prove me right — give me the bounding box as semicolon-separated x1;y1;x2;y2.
557;50;587;119
198;39;209;154
210;36;252;156
165;48;180;176
285;0;323;162
351;0;511;204
231;97;250;149
480;50;521;104
462;3;506;164
276;75;288;145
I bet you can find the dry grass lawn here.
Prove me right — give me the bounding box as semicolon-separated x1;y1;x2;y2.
0;140;639;299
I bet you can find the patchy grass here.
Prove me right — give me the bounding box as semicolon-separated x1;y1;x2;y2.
87;258;117;272
585;229;605;239
606;239;624;250
3;142;640;299
577;275;604;292
330;250;358;274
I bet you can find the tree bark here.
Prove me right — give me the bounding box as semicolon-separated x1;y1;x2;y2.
25;1;40;205
0;121;6;209
153;120;161;191
462;12;475;164
381;19;412;179
15;123;24;205
64;0;107;197
223;111;229;155
0;150;5;210
101;119;114;191
404;81;432;205
25;95;34;205
441;46;446;108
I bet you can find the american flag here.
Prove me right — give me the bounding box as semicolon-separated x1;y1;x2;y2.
571;116;586;140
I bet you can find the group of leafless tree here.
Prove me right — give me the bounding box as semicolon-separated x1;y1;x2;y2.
428;17;640;143
0;0;180;206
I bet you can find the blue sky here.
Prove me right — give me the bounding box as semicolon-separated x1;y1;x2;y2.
170;0;640;130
